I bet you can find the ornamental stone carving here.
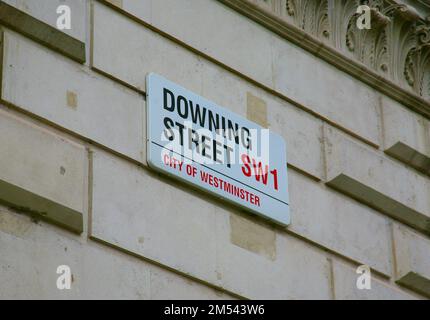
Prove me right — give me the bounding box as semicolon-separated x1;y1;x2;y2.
250;0;430;100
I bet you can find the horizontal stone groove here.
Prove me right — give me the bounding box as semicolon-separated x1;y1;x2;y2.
91;66;146;96
0;179;83;234
89;236;246;300
217;0;430;120
0;1;85;63
0;99;144;169
326;174;430;238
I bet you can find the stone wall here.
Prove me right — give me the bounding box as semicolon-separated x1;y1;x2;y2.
0;0;429;299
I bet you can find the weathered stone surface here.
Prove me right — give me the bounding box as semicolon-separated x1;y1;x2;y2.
151;0;275;89
223;0;430;109
92;3;324;179
95;0;381;145
0;207;232;299
0;1;86;63
91;149;220;286
150;268;234;300
2;30;144;163
271;37;380;146
324;125;430;236
268;99;324;180
332;260;417;300
0;108;86;233
288;170;392;276
382;96;430;175
102;0;152;24
230;213;276;261
91;149;332;299
92;2;205;93
217;210;332;299
1;0;427;300
393;223;430;298
246;92;268;128
2;0;86;42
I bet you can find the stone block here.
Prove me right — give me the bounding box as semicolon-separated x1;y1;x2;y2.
0;109;86;233
393;223;430;298
289;169;392;276
2;30;144;163
96;0;380;145
332;260;417;300
324;125;430;236
2;0;86;42
90;148;332;299
92;3;324;178
382;96;430;175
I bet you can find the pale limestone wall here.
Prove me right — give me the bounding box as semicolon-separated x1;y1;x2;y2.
0;0;429;299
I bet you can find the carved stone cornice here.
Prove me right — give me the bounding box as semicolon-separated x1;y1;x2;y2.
217;0;430;118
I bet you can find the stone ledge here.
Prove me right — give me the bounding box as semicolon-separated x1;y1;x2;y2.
0;179;83;234
393;223;430;299
0;1;85;63
385;142;430;176
396;272;430;299
326;174;430;237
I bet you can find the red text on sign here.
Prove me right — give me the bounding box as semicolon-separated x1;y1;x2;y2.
241;154;279;191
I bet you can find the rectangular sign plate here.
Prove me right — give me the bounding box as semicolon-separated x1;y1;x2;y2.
146;73;290;226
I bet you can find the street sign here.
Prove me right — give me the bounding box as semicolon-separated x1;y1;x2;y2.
146;73;290;226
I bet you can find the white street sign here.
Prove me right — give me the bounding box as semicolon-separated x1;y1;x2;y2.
146;73;290;226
